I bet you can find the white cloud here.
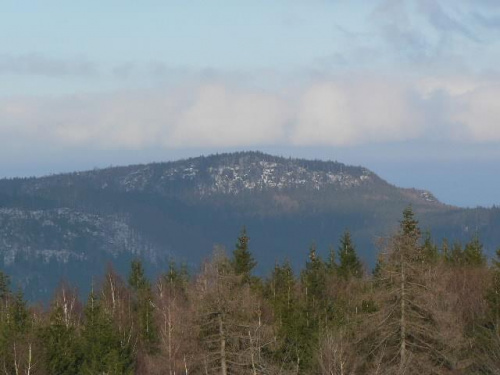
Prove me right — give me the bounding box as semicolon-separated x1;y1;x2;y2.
450;84;500;142
291;77;426;146
169;84;289;147
1;73;500;150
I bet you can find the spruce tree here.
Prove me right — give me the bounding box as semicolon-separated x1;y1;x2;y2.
337;230;363;279
128;259;158;353
363;207;449;373
449;241;465;265
302;243;327;301
0;271;9;368
268;260;311;372
164;259;190;292
0;290;36;374
298;244;330;370
401;205;420;239
43;305;82;374
0;271;9;301
10;290;29;335
464;235;486;266
128;259;150;291
422;231;439;264
80;291;133;375
231;227;257;283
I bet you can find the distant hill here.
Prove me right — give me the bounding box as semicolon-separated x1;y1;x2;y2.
0;151;499;300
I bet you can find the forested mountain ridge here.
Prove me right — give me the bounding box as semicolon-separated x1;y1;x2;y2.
2;151;437;202
2;209;500;374
0;151;498;300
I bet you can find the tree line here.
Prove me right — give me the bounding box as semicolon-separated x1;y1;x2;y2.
1;207;500;374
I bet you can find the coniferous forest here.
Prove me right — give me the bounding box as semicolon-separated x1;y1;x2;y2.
2;207;500;374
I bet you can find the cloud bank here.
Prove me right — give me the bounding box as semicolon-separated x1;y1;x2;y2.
1;72;500;150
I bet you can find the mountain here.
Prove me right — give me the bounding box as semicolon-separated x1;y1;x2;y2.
0;151;499;300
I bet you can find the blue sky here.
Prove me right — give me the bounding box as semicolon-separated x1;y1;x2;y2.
1;0;500;207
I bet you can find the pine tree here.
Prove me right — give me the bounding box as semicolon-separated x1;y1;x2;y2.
231;227;257;284
337;230;363;279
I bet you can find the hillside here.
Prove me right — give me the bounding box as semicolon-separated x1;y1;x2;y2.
0;151;498;300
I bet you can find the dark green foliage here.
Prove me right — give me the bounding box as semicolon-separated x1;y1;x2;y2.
449;241;465;265
464;235;486;266
422;231;439;264
128;259;159;353
81;292;133;375
268;261;296;318
361;299;377;314
302;244;327;304
400;205;420;240
231;226;257;283
295;245;334;369
128;259;150;291
0;271;9;300
0;290;33;374
337;230;363;279
42;305;82;374
164;259;189;289
0;278;11;371
267;260;315;371
10;290;30;333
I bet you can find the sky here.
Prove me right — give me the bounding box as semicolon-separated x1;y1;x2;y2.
1;0;500;207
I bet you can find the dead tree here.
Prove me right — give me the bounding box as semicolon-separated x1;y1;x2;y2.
192;248;273;375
